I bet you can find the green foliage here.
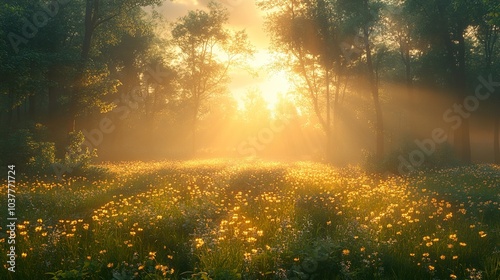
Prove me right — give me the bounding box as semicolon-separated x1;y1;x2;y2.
0;124;56;173
64;131;98;169
365;140;462;174
46;259;115;280
195;240;244;280
48;130;101;180
110;258;174;280
171;1;253;152
47;269;89;280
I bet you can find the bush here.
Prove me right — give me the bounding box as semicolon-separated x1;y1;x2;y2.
63;130;98;169
365;140;462;175
0;124;56;174
51;130;99;179
0;126;100;178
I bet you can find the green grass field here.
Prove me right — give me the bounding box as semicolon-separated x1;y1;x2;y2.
1;159;499;280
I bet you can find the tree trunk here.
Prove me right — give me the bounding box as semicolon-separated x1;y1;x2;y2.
404;48;413;132
7;91;14;128
191;100;199;155
325;68;332;162
454;117;471;163
47;66;68;157
16;103;21;124
437;1;471;163
82;0;96;62
363;24;384;161
495;115;500;164
28;93;36;121
66;0;97;133
456;29;471;163
481;23;498;164
296;49;329;152
192;117;197;155
332;72;342;164
48;67;59;121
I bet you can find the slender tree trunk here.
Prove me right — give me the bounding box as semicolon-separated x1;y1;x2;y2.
16;104;21;124
456;120;471;163
363;24;384;161
404;49;414;132
296;49;329;146
7;108;13;128
192;116;196;155
48;67;59;121
7;91;14;128
82;0;96;62
47;66;67;157
28;93;36;121
455;30;471;163
495;115;500;164
482;26;498;164
373;95;384;160
325;68;332;162
191;99;199;155
66;0;97;133
454;117;471;162
332;72;341;163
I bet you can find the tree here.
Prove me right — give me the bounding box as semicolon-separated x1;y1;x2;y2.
258;0;351;162
476;0;500;163
358;0;385;161
0;0;165;158
383;0;418;131
0;1;45;127
406;0;484;163
171;1;253;153
67;0;163;133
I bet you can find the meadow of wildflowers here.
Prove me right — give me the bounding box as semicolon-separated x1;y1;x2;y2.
0;159;498;279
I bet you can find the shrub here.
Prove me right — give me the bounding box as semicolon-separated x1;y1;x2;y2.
63;130;98;169
365;140;462;175
51;130;99;179
0;124;56;174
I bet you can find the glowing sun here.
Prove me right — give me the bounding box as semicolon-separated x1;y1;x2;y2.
232;50;292;114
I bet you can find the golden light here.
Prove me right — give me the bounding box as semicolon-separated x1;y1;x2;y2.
231;50;293;115
259;70;290;112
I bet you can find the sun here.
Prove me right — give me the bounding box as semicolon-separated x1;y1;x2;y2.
231;50;292;115
259;70;290;111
